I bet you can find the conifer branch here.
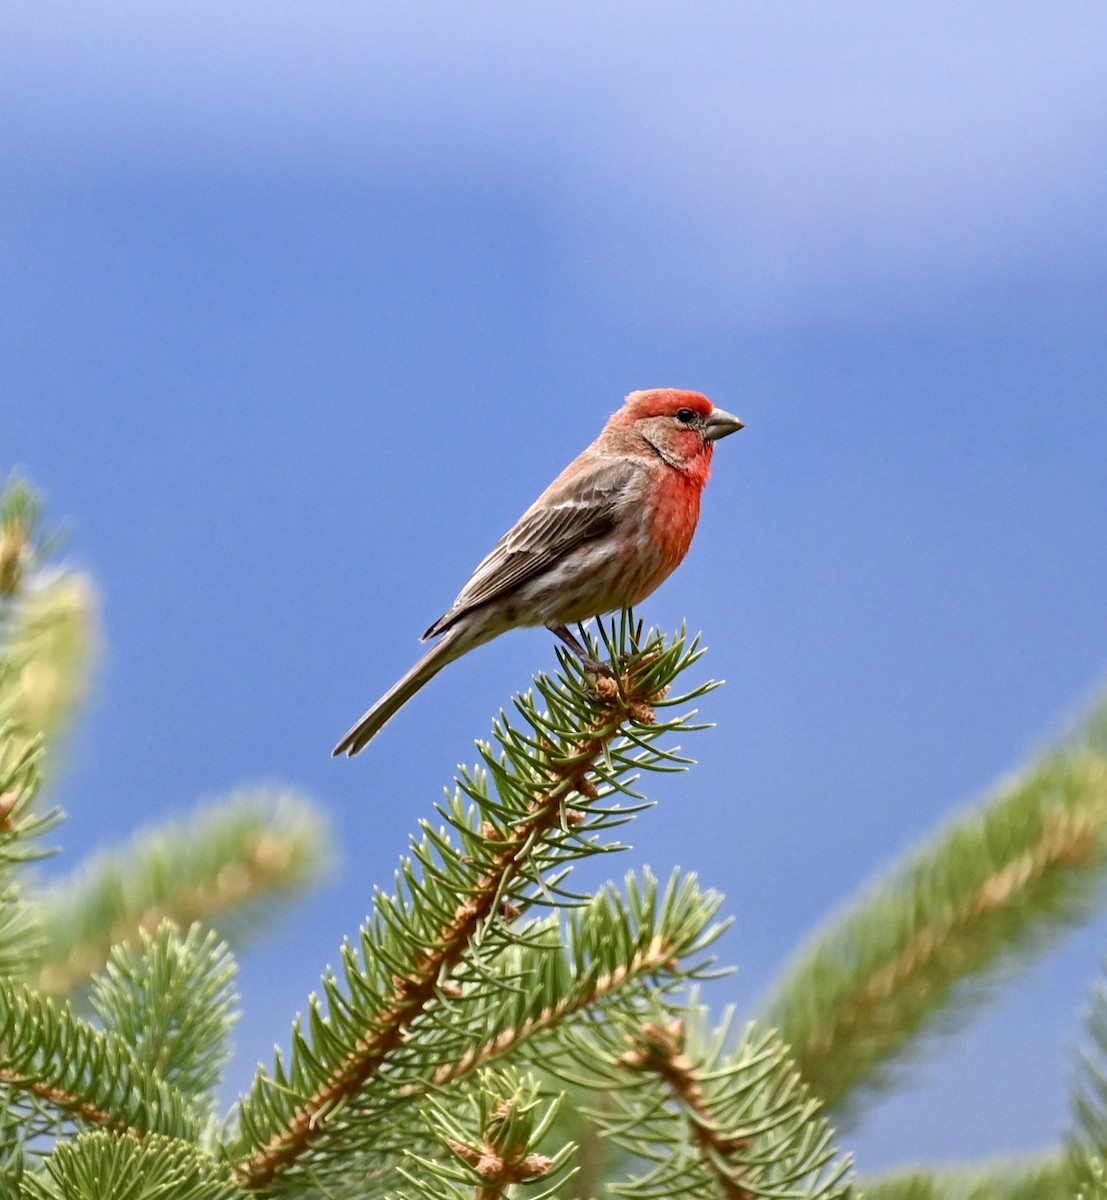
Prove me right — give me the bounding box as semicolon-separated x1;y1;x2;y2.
253;868;722;1195
618;1017;755;1200
0;476;95;760
428;869;727;1091
233;620;715;1191
1080;1160;1107;1200
0;979;200;1140
90;923;239;1122
20;1131;246;1200
1069;954;1107;1196
0;484;68;984
551;1007;853;1199
32;790;326;996
397;1071;570;1200
0;721;60;981
0;727;57;871
0;478;40;601
859;1156;1071;1200
759;742;1107;1115
0;575;94;755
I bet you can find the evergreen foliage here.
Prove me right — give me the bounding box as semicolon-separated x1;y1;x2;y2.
0;976;201;1140
0;476;92;763
1;472;1106;1196
859;1158;1072;1200
228;619;759;1194
553;1006;852;1199
398;1069;573;1199
759;746;1107;1118
89;923;239;1124
0;478;327;1192
33;789;325;997
1070;956;1107;1197
19;1131;244;1200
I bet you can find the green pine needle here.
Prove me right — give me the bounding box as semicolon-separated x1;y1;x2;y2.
20;1131;245;1200
859;1156;1072;1200
758;739;1107;1119
0;718;61;982
33;789;327;997
398;1069;573;1200
90;922;240;1124
230;618;719;1192
1068;955;1107;1196
0;978;201;1142
548;1002;854;1199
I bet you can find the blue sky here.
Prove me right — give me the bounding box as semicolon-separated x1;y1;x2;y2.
3;1;1107;1174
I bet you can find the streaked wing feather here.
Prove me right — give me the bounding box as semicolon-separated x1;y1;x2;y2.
427;455;641;633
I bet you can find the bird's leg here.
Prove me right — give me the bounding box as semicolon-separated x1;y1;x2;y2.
548;625;610;674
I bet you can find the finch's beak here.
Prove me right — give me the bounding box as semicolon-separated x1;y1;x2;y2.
704;408;746;441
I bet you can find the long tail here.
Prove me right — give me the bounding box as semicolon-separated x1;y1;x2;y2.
332;627;469;757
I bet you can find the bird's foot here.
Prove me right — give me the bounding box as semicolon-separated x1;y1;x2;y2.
549;625;639;690
547;624;616;674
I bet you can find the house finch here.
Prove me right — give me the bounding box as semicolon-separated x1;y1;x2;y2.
333;388;744;756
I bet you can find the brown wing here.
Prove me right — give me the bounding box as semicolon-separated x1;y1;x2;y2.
423;453;644;638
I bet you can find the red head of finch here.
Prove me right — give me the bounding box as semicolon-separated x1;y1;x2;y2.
334;388;744;756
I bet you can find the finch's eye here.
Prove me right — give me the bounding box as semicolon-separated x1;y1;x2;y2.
675;407;696;424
